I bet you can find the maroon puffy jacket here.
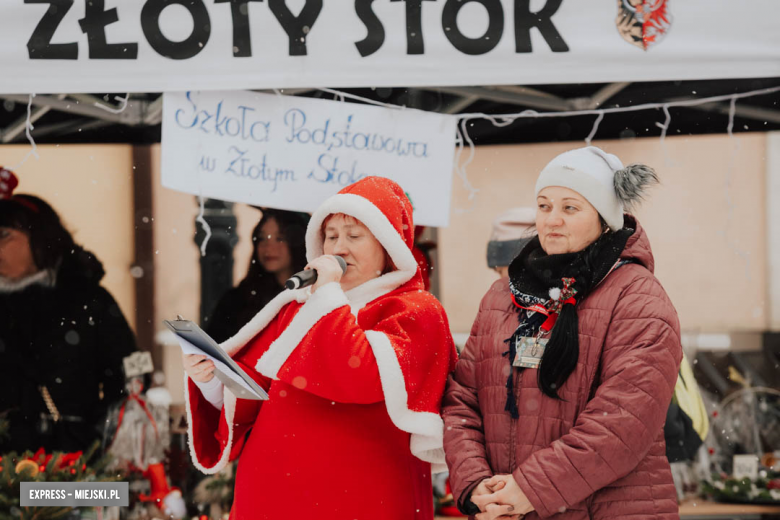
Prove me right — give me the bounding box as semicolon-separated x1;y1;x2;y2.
443;217;682;519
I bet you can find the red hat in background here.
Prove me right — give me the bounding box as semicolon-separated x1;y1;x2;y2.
0;168;19;199
0;168;40;213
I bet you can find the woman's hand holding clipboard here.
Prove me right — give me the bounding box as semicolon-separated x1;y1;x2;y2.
165;317;269;401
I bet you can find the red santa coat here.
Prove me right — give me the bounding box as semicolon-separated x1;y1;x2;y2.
186;177;457;520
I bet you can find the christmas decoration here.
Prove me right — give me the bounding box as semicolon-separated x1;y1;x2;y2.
103;371;184;519
138;462;186;519
192;461;236;519
761;452;780;471
104;377;170;473
0;440;121;520
698;366;780;504
99;361;182;519
706;367;780;476
433;478;462;517
0;167;19;199
701;470;780;504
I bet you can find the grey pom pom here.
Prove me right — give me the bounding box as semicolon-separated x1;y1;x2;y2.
614;163;659;210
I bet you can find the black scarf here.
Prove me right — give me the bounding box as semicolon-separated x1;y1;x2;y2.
503;227;634;414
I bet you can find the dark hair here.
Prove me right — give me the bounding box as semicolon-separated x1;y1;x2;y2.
0;195;76;272
240;209;309;295
537;228;613;400
537;303;580;400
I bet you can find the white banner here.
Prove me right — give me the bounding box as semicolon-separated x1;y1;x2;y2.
161;91;457;227
1;1;779;94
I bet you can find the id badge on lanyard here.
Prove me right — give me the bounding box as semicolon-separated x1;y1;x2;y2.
510;278;580;369
513;335;548;368
510;301;552;369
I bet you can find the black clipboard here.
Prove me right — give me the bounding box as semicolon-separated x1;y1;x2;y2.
165;318;269;401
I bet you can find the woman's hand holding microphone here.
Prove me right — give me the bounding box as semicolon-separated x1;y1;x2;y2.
305;255;345;293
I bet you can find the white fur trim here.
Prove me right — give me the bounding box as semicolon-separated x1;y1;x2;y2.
185;374;237;475
256;282;349;379
306;193;417;271
344;270;416;313
219;288;307;357
365;330;447;473
185;284;340;475
0;269;55;293
305;193;418;308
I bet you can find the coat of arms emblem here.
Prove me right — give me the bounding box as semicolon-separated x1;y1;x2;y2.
616;0;672;50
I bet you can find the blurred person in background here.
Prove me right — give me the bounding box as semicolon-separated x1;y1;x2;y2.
486;207;536;279
0;168;136;453
205;209;309;344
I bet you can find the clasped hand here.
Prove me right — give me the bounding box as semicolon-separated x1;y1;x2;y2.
470;475;534;520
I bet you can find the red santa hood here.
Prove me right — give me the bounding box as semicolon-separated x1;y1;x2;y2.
220;176;421;361
305;176;421;310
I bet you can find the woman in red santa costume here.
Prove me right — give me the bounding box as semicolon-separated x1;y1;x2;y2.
183;176;457;520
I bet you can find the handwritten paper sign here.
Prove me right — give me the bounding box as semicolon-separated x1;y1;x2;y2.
733;455;759;480
122;352;154;378
161;91;457;227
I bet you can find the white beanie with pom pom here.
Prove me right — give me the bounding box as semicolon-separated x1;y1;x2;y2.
534;146;657;231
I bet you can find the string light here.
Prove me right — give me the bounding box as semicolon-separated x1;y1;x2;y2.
585;111;604;146
452;117;479;212
196;194;212;257
193;113;212;256
655;103;674;166
319;87;402;111
10;94;39;171
722;97;751;280
94;93;129;114
8;85;777;272
318;84;780;224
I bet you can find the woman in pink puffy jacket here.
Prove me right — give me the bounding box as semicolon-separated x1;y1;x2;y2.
443;147;683;520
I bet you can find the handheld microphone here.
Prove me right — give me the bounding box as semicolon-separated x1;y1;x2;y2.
285;256;348;290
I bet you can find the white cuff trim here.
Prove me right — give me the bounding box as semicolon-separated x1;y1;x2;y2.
256;282;349;379
343;269;418;313
364;330;447;473
306;193;417;273
185;374;237;475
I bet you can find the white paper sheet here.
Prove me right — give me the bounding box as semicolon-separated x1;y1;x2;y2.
175;335;264;399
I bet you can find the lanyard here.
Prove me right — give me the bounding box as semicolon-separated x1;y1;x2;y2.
510;260;626;333
510;293;575;332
